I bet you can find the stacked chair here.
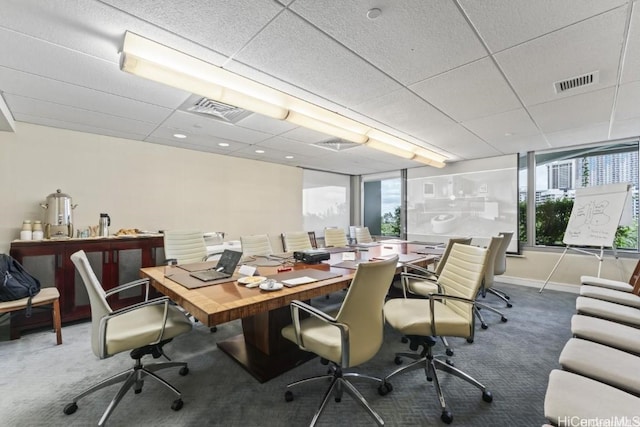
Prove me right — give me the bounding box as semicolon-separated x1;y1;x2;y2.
543;262;640;425
381;243;494;424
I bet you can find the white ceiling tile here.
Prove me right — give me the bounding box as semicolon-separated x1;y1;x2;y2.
279;126;335;143
545;122;611;147
611;117;640;139
421;124;501;160
159;111;271;144
614;81;640;121
235;113;297;135
255;136;323;156
234;10;402;107
527;88;615;133
145;132;253;155
6;94;158;135
0;66;173;124
101;0;283;57
460;0;628;52
290;0;486;85
463;108;542;143
411;57;521;122
496;133;550;154
495;7;628;106
621;4;640;84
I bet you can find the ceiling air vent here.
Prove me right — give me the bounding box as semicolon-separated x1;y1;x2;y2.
180;96;253;123
313;139;360;152
554;71;599;94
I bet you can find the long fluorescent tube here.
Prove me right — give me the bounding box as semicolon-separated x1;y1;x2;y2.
285;111;369;144
120;32;288;119
119;31;448;166
365;139;416;159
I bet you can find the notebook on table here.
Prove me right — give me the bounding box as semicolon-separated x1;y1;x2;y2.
190;249;242;282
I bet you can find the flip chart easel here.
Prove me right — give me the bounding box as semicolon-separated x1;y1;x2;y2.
539;183;631;293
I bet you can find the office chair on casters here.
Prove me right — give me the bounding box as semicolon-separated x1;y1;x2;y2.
281;256;399;426
474;235;508;329
380;244;492;424
323;227;349;247
240;234;273;256
282;231;313;252
65;250;192;427
479;231;513;307
163;230;218;332
399;237;472;356
354;226;374;243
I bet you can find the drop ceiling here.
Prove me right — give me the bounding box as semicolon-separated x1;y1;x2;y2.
0;0;638;175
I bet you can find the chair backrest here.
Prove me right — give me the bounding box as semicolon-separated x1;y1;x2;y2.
163;230;207;264
70;250;112;357
436;244;489;330
240;234;273;256
282;231;313;252
434;237;473;275
336;255;399;367
494;231;513;275
354;227;373;244
307;231;318;249
483;236;505;290
324;227;348;247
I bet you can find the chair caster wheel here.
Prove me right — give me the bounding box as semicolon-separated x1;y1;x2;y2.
179;366;189;376
134;388;142;394
501;317;508;323
210;326;217;333
320;358;329;365
445;349;454;356
335;396;341;402
401;336;408;343
505;295;511;300
482;390;493;402
171;398;183;411
378;382;393;396
394;356;403;365
446;359;454;367
441;410;453;424
63;402;78;415
481;323;488;329
285;390;294;402
466;338;474;344
506;303;513;308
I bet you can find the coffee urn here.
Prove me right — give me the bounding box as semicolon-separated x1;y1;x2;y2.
40;189;77;239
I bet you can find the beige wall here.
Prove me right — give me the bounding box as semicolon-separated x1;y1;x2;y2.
0;123;302;253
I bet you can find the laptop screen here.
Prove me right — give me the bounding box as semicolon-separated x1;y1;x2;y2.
216;250;242;274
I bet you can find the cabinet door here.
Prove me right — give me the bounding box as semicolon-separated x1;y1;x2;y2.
111;247;145;307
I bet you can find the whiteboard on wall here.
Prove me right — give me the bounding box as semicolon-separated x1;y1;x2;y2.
563;183;631;247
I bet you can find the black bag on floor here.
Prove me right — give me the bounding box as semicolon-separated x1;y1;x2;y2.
0;254;41;316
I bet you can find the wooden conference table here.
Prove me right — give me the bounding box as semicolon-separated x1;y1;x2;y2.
140;241;436;382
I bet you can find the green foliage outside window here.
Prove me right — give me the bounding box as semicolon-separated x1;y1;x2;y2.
519;198;638;249
381;206;401;236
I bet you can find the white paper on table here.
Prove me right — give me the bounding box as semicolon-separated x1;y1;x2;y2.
282;276;316;286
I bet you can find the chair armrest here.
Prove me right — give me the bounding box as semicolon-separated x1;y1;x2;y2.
427;293;476;336
98;296;173;357
105;278;150;301
289;300;350;367
403;263;438;277
400;272;439;298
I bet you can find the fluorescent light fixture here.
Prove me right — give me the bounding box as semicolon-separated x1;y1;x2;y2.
120;32;288;120
365;139;416;159
119;31;448;167
285;111;368;144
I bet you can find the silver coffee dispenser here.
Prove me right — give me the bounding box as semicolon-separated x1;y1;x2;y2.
99;213;111;237
41;189;77;239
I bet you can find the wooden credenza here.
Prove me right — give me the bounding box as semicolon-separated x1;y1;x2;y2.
8;235;165;339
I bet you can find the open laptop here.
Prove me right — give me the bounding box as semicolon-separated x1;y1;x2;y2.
190;249;243;282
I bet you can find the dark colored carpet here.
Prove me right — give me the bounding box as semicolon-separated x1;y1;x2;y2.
0;283;576;426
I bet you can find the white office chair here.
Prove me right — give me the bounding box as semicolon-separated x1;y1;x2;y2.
240;234;273;256
323;228;348;247
65;250;192;426
282;231;313;252
163;230;213;264
474;235;509;329
354;226;374;244
281;256;399;426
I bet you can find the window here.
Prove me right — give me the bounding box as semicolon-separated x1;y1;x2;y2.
362;175;401;237
302;169;350;237
530;141;639;249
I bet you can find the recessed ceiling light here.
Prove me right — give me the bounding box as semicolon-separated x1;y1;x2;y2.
255;149;265;154
504;132;512;137
285;155;294;159
173;133;187;139
218;142;230;147
367;8;382;20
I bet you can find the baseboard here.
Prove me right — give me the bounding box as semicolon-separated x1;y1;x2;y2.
499;275;580;294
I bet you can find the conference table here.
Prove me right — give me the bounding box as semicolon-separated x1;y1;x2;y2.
140;241;436;382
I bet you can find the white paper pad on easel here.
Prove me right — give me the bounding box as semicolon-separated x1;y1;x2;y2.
282;276;315;286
